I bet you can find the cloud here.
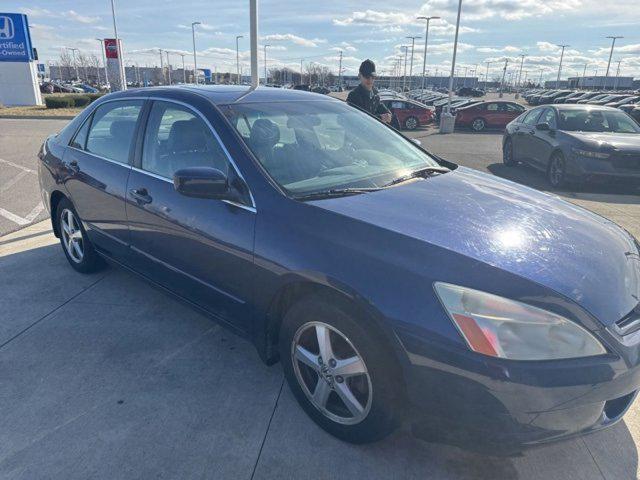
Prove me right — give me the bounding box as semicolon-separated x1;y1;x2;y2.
262;34;326;48
66;10;100;24
477;46;521;53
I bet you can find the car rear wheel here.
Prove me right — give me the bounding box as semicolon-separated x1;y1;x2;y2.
279;295;401;443
56;198;105;273
547;152;568;188
503;138;516;167
471;118;486;132
404;116;419;130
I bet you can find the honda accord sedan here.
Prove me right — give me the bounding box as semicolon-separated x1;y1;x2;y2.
503;104;640;187
39;86;640;452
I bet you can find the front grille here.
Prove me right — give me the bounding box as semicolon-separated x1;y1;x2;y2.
613;305;640;336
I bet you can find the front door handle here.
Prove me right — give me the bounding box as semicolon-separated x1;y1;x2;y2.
68;160;80;173
130;187;152;205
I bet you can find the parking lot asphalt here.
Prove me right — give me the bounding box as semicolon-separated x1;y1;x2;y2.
2;115;640;479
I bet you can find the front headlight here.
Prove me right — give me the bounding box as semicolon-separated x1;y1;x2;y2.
434;283;606;360
571;147;610;159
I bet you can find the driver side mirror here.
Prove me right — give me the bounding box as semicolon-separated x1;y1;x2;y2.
173;167;230;200
536;122;551;131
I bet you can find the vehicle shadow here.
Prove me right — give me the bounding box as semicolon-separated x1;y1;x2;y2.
487;162;640;201
1;238;638;479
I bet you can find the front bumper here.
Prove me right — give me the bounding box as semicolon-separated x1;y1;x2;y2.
396;326;640;454
569;152;640;181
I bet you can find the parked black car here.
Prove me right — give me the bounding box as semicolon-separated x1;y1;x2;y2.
503;104;640;187
456;87;485;97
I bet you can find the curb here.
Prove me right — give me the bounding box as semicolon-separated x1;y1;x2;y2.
0;115;76;120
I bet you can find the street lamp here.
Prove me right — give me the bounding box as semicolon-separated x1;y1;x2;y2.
515;53;526;98
96;39;109;88
443;0;463;124
263;44;270;85
401;45;409;92
604;36;623;84
556;44;569;89
178;53;186;83
158;48;164;85
417;16;440;91
66;47;79;81
406;35;421;92
109;0;126;90
165;50;172;85
191;22;201;84
235;35;244;85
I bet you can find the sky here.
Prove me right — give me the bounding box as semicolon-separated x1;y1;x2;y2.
5;0;640;82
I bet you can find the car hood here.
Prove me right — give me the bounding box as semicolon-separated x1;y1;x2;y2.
564;132;640;152
311;167;640;325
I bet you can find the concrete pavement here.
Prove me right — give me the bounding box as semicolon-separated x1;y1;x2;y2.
1;220;639;479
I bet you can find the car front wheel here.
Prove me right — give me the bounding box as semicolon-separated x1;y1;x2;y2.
280;295;401;443
471;118;486;132
547;152;569;188
503;138;516;166
56;198;105;273
404;116;419;130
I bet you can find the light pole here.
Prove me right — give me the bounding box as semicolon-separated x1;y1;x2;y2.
96;39;109;88
165;51;172;85
516;53;526;98
405;35;420;92
263;44;270;85
67;47;79;81
604;36;623;86
158;48;164;85
445;0;463;117
614;59;622;90
417;16;440;91
235;35;244;85
179;53;186;83
250;0;258;88
109;0;126;90
499;58;508;97
401;46;409;92
484;60;493;87
191;21;201;84
556;44;569;89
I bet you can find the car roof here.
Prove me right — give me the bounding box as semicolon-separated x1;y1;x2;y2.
545;104;621;111
106;85;341;105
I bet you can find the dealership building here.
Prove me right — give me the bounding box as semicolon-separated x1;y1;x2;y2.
567;76;635;89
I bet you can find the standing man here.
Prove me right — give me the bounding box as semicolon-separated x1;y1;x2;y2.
347;59;392;124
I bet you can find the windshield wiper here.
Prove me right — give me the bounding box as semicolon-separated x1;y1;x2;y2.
382;166;451;187
296;187;382;201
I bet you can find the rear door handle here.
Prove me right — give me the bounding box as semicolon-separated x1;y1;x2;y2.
130;187;152;205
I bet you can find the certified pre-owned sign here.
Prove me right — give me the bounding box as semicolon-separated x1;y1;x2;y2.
0;13;34;62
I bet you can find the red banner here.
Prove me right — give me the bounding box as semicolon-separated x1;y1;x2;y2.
104;39;119;59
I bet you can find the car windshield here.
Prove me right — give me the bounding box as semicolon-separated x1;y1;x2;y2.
557;108;640;133
221;100;443;198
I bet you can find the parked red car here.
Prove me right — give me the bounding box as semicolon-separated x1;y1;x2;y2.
381;99;434;130
455;101;526;131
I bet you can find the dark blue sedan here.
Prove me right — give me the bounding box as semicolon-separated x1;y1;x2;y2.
38;85;640;452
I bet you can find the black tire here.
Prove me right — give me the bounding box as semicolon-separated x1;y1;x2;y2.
547;151;569;188
503;138;516;167
471;117;486;132
403;116;419;130
279;295;401;443
56;198;105;273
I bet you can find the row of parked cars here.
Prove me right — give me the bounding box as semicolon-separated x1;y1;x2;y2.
525;89;640;123
40;81;102;94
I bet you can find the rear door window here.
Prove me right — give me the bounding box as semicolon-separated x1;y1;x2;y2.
86;101;144;164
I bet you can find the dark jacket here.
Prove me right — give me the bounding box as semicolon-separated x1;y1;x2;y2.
346;84;390;118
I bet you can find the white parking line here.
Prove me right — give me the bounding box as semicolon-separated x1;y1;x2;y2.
0;157;37;174
0;201;44;226
0;170;29;194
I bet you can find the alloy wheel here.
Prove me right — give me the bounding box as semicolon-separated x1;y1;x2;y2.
291;321;372;425
60;208;84;263
472;118;485;131
549;155;565;187
405;117;418;130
